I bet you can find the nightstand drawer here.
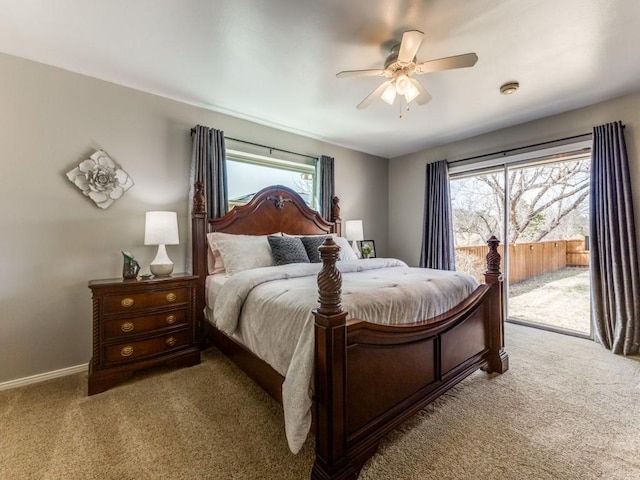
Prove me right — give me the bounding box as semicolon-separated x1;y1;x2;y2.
103;287;190;314
104;330;190;364
103;309;188;340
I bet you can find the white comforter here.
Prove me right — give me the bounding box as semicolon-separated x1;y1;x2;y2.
208;259;478;453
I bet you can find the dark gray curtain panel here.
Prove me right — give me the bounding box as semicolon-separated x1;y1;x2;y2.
191;125;228;219
590;121;639;355
318;155;335;221
420;160;456;270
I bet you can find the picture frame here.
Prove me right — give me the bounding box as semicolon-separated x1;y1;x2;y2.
357;240;376;259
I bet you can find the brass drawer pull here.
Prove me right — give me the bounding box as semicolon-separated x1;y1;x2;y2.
120;346;134;357
121;322;134;333
121;297;134;308
166;337;177;347
165;293;177;302
165;315;176;325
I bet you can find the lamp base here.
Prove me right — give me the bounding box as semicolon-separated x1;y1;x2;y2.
150;244;174;277
150;263;174;277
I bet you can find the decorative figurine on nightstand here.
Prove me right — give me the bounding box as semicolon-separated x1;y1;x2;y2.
121;251;140;279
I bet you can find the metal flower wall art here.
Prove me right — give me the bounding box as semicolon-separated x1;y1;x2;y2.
66;150;134;209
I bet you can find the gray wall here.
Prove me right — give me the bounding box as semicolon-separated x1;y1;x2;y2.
389;92;640;267
0;53;388;384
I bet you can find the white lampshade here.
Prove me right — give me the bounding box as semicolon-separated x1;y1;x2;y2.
144;211;179;246
345;220;364;242
144;211;179;276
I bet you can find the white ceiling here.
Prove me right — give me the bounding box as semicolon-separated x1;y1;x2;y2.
2;0;640;158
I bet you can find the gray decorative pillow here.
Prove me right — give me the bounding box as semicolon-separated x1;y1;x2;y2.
300;235;331;263
268;236;310;265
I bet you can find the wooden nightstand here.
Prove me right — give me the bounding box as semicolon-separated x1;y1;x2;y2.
88;274;200;395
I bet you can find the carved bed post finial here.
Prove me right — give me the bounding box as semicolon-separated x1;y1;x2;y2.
316;237;343;315
193;181;206;215
331;196;341;221
485;235;502;284
331;196;342;237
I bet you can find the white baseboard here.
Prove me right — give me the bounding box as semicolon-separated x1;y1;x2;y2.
0;363;88;392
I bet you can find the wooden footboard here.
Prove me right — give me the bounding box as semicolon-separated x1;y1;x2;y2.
312;236;508;479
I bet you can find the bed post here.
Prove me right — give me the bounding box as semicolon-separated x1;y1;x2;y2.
192;181;208;349
483;236;509;374
331;196;342;237
312;238;356;480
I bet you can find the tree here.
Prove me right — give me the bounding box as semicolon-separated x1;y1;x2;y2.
451;158;590;245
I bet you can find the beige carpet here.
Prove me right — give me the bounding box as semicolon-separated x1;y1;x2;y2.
1;323;639;479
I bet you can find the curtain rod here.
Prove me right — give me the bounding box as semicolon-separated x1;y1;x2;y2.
448;132;595;165
225;137;317;160
190;127;317;161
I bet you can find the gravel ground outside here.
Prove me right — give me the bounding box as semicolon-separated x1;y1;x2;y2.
508;266;591;334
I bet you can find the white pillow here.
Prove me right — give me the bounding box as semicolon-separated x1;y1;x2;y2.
214;237;275;276
207;232;279;274
332;236;359;261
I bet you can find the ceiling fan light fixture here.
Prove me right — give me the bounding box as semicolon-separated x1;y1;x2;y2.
337;29;477;110
381;82;397;104
404;84;419;103
500;81;519;95
395;74;411;95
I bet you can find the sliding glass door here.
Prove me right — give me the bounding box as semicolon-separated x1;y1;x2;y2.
451;155;592;337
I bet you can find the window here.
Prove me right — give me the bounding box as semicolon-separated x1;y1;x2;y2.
226;150;316;209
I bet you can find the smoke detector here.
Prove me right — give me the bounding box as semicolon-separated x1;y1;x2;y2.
500;81;519;95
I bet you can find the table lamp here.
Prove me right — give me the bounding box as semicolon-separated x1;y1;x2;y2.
144;211;179;276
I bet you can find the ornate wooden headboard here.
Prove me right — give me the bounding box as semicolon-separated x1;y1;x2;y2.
191;184;341;339
209;185;340;236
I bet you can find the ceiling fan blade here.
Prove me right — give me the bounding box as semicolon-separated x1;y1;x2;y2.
410;78;432;105
356;80;392;110
415;53;478;74
336;69;387;78
398;30;424;63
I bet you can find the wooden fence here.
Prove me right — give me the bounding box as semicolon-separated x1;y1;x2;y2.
456;239;589;284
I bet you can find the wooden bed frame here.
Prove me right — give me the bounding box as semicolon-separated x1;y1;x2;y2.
192;184;509;480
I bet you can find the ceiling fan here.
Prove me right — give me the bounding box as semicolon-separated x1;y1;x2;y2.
337;30;478;110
